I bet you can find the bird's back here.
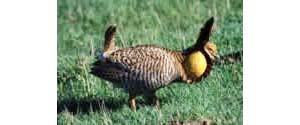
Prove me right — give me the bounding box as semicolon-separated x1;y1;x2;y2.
91;45;183;95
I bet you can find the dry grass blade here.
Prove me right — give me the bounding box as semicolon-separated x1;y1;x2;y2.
216;50;243;65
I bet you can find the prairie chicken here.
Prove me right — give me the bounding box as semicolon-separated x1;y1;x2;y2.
91;17;219;110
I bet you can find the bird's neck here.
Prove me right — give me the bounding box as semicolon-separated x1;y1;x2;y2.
172;49;214;83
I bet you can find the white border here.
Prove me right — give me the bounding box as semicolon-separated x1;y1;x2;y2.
244;0;300;124
0;0;300;124
0;0;57;125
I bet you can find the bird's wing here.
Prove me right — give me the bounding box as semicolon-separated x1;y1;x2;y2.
91;45;180;87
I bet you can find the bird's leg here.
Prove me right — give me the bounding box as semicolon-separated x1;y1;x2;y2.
145;92;160;108
129;94;136;111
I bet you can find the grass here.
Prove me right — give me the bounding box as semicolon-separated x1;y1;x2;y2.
57;0;243;124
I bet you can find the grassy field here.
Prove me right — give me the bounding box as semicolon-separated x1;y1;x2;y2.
57;0;242;124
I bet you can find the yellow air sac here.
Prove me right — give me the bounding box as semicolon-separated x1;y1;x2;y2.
186;51;207;77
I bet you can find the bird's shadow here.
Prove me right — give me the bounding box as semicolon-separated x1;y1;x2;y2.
57;97;127;114
57;96;170;114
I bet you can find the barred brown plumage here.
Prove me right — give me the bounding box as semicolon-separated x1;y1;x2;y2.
90;17;219;111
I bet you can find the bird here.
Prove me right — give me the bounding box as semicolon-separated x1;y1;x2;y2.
90;17;219;111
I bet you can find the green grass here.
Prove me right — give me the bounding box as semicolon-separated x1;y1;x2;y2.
57;0;243;124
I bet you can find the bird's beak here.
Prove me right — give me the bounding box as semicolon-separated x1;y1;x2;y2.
215;54;220;60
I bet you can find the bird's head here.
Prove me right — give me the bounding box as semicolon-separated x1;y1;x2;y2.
204;42;219;60
182;17;219;83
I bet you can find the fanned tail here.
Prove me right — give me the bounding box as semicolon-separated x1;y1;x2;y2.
90;60;125;84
